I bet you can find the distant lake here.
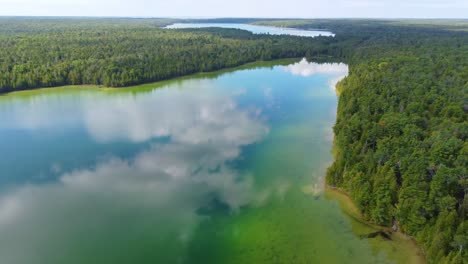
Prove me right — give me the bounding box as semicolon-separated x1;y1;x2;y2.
165;23;335;37
0;59;422;263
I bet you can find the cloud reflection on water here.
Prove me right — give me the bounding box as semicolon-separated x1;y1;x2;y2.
84;81;267;144
0;81;271;263
284;58;348;77
0;61;350;263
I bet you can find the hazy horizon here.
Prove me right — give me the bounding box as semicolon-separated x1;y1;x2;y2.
1;0;467;19
1;16;468;20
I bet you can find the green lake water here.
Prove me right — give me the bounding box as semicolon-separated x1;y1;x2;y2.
0;59;423;263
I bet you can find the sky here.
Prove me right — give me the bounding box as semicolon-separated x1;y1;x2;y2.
1;0;467;18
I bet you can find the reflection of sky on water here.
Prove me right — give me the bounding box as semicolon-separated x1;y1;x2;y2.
0;60;349;263
0;81;272;263
284;59;348;77
83;82;267;143
285;58;348;91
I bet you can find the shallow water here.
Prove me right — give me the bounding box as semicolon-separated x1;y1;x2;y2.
0;59;422;263
164;23;334;37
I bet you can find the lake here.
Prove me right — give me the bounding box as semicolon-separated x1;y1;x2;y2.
0;59;423;263
164;23;335;37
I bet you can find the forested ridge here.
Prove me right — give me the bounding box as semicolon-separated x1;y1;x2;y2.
0;17;467;263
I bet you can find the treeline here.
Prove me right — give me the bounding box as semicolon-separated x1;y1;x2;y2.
0;18;341;93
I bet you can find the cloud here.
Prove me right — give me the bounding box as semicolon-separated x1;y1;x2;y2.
0;79;269;144
0;60;352;262
82;80;268;143
283;59;348;93
0;80;274;263
284;59;349;77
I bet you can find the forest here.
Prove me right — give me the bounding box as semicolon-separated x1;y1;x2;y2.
229;18;468;263
0;17;338;93
0;17;467;263
311;20;467;264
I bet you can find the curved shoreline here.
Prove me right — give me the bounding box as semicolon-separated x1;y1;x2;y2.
325;186;426;264
0;55;427;263
327;77;426;264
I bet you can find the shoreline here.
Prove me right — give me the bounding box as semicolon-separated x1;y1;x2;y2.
326;75;427;263
325;186;426;264
327;70;426;264
0;58;302;97
0;52;427;262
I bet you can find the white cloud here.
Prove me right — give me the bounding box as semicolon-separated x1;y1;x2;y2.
0;79;276;262
0;79;268;144
284;59;348;77
82;80;268;143
0;59;356;262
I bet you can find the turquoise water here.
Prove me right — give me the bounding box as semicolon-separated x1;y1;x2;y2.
0;59;421;264
164;23;335;37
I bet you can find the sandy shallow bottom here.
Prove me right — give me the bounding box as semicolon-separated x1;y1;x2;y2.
325;188;426;264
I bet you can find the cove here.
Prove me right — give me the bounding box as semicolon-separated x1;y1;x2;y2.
164;23;334;37
0;59;424;263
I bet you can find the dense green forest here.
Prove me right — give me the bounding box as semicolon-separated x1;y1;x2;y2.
254;19;468;263
0;17;339;93
269;20;467;264
0;17;467;263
